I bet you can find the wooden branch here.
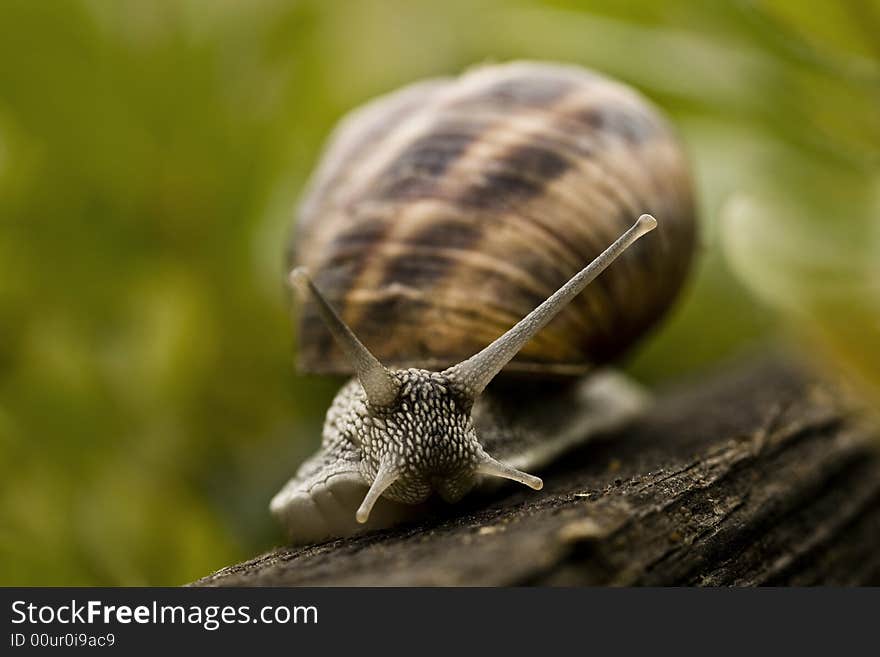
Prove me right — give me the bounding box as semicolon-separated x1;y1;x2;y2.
193;354;880;586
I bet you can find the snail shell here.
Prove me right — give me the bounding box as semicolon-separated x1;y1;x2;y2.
271;61;697;545
292;61;696;377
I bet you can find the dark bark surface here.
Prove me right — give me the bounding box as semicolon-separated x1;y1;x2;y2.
193;354;880;586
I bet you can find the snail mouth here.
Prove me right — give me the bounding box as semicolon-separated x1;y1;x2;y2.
432;473;477;504
354;451;543;523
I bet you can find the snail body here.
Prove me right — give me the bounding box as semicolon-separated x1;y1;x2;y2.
271;62;696;544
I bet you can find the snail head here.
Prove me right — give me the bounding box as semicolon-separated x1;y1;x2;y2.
290;214;657;523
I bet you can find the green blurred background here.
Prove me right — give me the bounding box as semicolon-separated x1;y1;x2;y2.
1;0;877;585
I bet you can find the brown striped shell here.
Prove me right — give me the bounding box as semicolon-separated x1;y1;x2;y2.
290;61;696;376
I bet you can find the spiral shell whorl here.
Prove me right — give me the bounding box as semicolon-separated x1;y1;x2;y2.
293;61;696;375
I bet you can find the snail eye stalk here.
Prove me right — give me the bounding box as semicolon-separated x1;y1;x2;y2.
445;214;658;400
290;267;399;408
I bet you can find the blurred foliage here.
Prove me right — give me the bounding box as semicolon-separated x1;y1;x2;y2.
0;0;877;584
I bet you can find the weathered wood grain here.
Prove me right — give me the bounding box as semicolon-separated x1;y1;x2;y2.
193;354;880;586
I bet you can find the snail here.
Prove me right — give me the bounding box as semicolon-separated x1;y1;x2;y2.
270;61;696;545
